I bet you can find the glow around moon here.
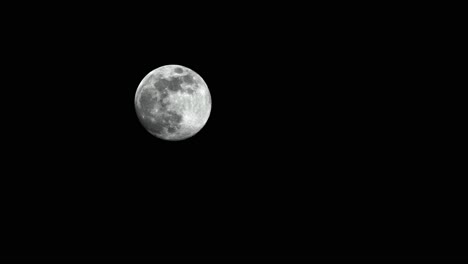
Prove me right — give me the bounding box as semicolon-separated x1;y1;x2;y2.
135;65;211;140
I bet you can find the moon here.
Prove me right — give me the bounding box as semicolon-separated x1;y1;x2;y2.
135;65;211;140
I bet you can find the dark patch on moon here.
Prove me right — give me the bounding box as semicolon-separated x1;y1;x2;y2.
139;91;156;113
183;74;195;85
153;76;185;93
137;78;188;138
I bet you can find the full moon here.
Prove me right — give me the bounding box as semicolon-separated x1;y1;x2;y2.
135;65;211;140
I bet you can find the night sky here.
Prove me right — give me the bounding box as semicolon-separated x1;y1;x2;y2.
1;2;463;262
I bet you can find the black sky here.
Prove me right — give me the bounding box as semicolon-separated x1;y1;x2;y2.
1;2;464;261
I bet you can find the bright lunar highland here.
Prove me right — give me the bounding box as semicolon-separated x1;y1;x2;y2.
135;65;211;140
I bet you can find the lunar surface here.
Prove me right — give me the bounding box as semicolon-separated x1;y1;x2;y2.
135;65;211;140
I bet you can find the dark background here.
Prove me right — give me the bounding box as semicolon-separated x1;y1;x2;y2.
1;2;465;261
